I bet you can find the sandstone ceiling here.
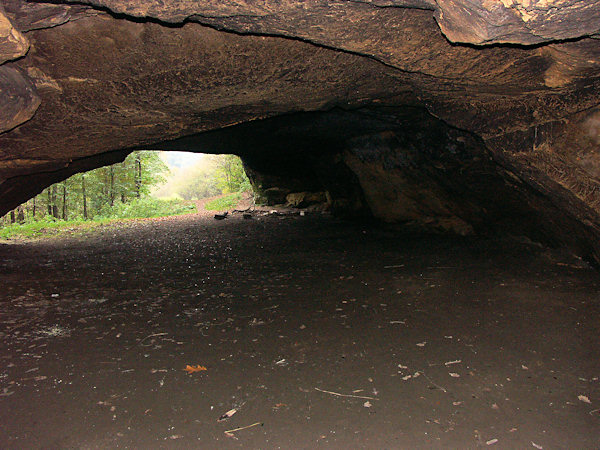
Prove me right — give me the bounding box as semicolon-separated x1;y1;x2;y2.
0;0;599;265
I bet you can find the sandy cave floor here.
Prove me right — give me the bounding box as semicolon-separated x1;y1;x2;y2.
0;212;598;449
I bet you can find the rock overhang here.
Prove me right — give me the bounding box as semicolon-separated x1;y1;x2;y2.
0;0;598;265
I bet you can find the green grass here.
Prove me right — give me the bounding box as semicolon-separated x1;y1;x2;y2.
0;198;197;240
204;192;242;211
0;217;115;239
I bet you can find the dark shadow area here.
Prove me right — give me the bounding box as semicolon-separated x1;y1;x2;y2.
0;213;597;447
144;107;600;267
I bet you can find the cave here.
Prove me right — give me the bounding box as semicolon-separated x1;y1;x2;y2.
0;0;599;447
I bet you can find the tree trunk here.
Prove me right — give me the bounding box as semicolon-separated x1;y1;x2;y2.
47;189;52;216
32;196;36;218
51;185;59;218
135;154;141;198
109;166;115;206
10;210;15;224
82;174;88;220
62;184;67;220
16;205;25;224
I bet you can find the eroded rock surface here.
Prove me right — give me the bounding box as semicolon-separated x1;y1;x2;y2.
0;5;28;64
0;0;599;264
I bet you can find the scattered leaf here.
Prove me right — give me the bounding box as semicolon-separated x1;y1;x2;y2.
449;373;460;378
184;364;207;374
531;442;543;449
363;401;372;408
416;342;427;347
486;438;498;445
578;395;591;404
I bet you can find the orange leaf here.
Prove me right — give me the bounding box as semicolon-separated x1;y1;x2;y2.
184;364;207;374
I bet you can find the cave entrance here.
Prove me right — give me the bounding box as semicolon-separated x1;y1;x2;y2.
0;151;253;228
2;106;599;265
0;107;598;448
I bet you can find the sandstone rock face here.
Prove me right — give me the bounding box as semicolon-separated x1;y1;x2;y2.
0;6;28;64
0;65;40;134
0;0;599;265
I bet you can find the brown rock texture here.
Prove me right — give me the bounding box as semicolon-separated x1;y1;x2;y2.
0;65;39;134
0;5;28;64
0;0;599;264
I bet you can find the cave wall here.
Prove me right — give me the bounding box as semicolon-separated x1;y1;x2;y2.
0;0;599;264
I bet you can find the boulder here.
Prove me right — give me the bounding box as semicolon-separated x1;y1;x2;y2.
286;192;327;208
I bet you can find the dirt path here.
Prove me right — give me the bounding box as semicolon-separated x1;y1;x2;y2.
0;214;598;448
194;192;255;218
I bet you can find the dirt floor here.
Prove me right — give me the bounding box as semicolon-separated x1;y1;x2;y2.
0;211;598;449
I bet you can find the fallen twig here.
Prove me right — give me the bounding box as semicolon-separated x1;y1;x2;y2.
419;371;448;393
137;332;168;346
262;304;279;311
224;422;262;435
315;387;376;400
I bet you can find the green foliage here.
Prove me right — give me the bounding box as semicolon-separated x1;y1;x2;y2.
1;151;252;233
211;154;250;194
204;192;243;211
0;217;111;239
0;151;171;227
174;167;221;200
0;198;195;240
154;154;251;200
85;151;169;214
98;197;195;219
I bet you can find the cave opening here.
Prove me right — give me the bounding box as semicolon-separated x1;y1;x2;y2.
1;0;599;446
